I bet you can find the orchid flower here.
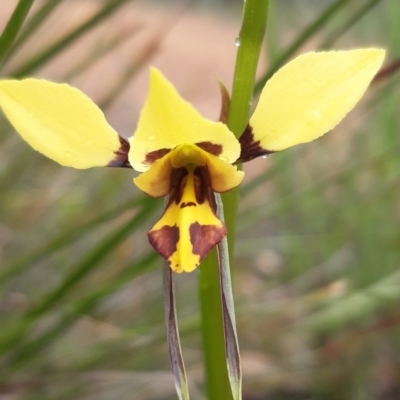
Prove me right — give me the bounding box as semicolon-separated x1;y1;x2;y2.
0;49;384;273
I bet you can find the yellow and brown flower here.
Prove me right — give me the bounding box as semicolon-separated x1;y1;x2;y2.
0;49;385;272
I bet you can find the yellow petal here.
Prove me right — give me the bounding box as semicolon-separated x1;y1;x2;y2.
133;151;173;197
249;49;385;152
133;143;244;198
148;166;226;273
129;68;240;172
203;151;244;192
0;79;125;169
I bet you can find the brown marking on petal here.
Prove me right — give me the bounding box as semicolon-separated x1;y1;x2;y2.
169;168;188;204
148;225;179;262
196;142;223;156
180;202;196;208
190;221;227;263
193;167;211;204
144;148;170;165
237;124;275;163
108;136;132;168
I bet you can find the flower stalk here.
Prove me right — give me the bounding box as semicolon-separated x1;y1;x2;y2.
199;1;270;399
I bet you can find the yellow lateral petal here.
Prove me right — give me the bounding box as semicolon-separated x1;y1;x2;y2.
133;151;173;197
0;79;123;169
133;143;244;198
249;49;385;152
148;166;226;273
204;151;244;193
129;68;240;172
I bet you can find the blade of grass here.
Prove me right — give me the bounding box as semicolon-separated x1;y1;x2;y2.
98;7;185;110
0;0;35;68
372;57;400;83
0;195;157;287
63;25;141;81
3;0;62;64
253;0;351;95
11;0;133;78
318;0;383;49
0;197;160;355
3;252;158;375
238;144;400;231
300;269;400;334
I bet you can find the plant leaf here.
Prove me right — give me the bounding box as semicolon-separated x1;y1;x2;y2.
215;194;242;400
163;259;190;400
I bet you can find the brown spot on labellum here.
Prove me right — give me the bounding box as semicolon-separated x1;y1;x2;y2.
108;136;132;168
148;225;179;261
193;167;210;205
180;202;196;208
237;124;275;163
190;221;227;262
196;142;223;156
169;168;188;205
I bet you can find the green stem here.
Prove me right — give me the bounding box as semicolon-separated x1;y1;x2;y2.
228;0;270;137
0;0;35;68
199;251;232;400
199;1;269;399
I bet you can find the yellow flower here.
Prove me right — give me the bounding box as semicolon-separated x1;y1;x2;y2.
0;49;384;273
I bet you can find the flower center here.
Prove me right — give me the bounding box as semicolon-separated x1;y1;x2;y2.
148;164;226;273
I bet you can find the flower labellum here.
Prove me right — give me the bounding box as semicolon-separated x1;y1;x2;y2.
0;49;384;272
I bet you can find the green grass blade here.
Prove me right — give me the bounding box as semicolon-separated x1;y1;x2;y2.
319;0;383;49
3;0;62;63
0;197;159;355
0;0;35;67
0;195;153;287
3;252;158;375
11;0;132;78
26;201;158;320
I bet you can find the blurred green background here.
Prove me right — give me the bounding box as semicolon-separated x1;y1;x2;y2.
0;0;399;399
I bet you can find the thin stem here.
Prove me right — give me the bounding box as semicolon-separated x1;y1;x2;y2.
228;0;270;137
199;1;270;400
199;251;232;400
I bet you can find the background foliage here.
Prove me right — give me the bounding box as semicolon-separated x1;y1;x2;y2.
0;0;399;399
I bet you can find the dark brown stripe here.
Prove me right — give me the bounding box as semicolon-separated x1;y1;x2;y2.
196;141;223;156
145;148;170;164
237;124;275;163
108;136;132;168
180;202;196;208
169;168;188;205
193;167;210;205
